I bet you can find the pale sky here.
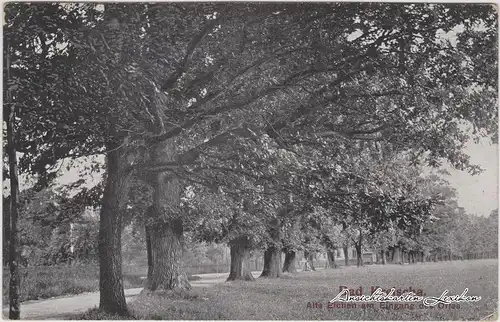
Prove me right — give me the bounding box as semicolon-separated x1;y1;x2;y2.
440;140;498;217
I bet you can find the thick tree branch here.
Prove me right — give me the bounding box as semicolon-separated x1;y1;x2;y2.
161;18;220;92
143;127;259;173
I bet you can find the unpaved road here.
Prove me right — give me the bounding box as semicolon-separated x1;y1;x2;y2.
1;272;247;320
2;287;144;320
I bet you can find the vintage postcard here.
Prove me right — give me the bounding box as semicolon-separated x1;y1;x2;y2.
2;1;498;320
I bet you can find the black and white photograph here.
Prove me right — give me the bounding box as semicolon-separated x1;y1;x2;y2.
2;1;498;320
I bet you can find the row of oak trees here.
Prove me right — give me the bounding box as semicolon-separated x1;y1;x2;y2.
3;2;497;317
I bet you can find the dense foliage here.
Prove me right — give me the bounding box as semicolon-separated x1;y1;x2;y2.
3;2;497;316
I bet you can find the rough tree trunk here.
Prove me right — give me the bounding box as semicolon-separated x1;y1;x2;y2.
260;217;282;278
145;223;153;282
355;243;363;267
282;250;298;273
381;250;386;264
98;145;131;315
355;230;364;267
326;250;338;268
304;251;316;271
3;198;10;267
97;8;133;315
7;69;21;319
393;246;402;264
260;247;282;278
227;238;255;281
343;244;349;266
145;139;190;291
147;219;190;290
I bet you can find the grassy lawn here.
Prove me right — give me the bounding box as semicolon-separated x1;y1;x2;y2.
80;259;497;320
2;263;144;304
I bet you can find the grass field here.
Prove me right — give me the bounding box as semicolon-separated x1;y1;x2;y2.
79;259;498;320
2;263;144;304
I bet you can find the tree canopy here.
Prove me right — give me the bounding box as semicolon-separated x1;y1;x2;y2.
3;2;497;316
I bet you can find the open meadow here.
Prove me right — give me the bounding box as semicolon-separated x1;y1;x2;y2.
75;259;498;320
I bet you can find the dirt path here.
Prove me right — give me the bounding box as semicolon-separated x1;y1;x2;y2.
1;273;244;320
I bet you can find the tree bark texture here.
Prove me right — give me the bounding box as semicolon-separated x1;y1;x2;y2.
326;250;338;268
304;251;316;271
3;197;10;266
260;217;282;278
324;237;338;269
98;144;131;315
145;221;153;282
343;244;349;266
147;219;190;290
393;246;402;264
282;250;298;273
260;247;282;278
97;8;133;315
227;237;255;281
355;243;363;267
146;138;190;291
355;230;364;267
7;68;21;319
